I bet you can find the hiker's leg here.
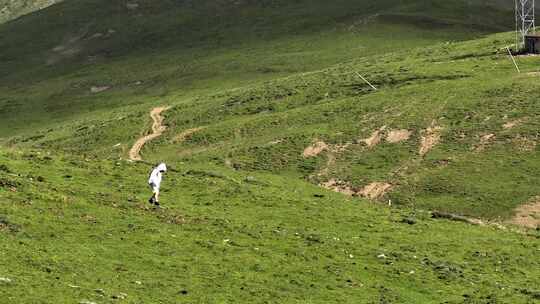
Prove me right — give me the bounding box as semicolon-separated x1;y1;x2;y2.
154;189;160;202
149;183;158;204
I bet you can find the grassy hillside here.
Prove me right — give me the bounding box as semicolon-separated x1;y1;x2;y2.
0;0;513;136
0;0;62;23
1;149;539;303
7;31;539;221
1;1;540;303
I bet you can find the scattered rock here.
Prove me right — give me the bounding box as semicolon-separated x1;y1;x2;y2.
89;33;103;39
358;182;392;200
179;290;188;295
431;211;485;226
126;2;139;10
386;129;412;143
94;288;105;295
112;293;128;300
401;217;417;225
0;277;12;284
79;300;97;304
377;254;387;259
90;86;111;94
303;141;329;158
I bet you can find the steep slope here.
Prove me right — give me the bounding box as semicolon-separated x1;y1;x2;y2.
11;31;539;222
1;149;539;303
1;0;537;222
0;0;62;23
0;0;513;136
1;1;540;303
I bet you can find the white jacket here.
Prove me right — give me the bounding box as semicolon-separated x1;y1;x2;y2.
148;163;167;187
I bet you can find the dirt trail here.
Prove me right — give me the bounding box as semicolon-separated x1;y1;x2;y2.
129;106;170;161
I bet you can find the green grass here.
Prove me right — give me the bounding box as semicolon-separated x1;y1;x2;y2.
0;0;512;136
1;149;539;303
4;31;540;220
1;1;540;302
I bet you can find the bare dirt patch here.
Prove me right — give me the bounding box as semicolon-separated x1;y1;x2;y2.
129;106;170;161
475;133;496;152
303;141;329;158
320;179;392;200
357;182;393;200
510;196;540;229
503;118;526;130
173;127;204;144
362;126;386;148
419;124;442;156
512;136;537;152
320;179;356;196
386;129;412;144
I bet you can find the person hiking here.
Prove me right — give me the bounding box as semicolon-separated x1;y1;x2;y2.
148;163;167;206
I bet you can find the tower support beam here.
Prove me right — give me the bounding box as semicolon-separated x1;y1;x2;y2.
516;0;536;48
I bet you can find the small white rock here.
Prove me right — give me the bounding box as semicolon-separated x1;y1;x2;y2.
377;254;387;259
0;277;12;283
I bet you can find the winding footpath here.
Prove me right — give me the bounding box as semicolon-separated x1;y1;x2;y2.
129;106;170;161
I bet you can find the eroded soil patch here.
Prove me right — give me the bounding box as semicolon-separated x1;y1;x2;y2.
303;141;329;158
420;124;442;156
358;182;393;200
362;126;386;148
510;196;540;229
386;129;412;144
173;127;204;144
